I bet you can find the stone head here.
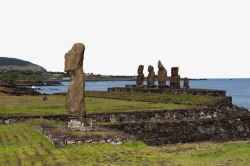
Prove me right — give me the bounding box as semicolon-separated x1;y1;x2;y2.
65;43;85;72
184;77;189;84
148;65;154;72
158;60;164;69
171;67;179;76
137;65;144;74
72;43;85;52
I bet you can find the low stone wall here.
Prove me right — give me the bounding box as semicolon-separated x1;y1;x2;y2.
38;123;135;147
0;97;237;125
89;108;231;123
108;87;226;96
88;97;236;123
104;114;250;145
0;107;235;125
0;115;69;125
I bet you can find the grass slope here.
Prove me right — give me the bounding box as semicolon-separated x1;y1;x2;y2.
0;93;190;116
0;122;249;166
0;57;46;72
86;91;216;106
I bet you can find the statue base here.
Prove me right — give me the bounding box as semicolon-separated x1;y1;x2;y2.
158;85;170;88
67;117;94;131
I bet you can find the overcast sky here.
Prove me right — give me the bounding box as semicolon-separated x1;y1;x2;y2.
0;0;249;78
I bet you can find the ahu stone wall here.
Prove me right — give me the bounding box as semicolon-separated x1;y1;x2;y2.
108;87;226;97
104;114;250;145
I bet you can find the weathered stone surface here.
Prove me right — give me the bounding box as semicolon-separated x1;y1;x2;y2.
136;65;144;87
67;118;93;131
38;120;135;147
183;77;190;89
108;87;227;96
106;115;250;146
147;65;155;88
65;43;86;117
0;115;70;125
88;97;235;123
170;67;180;89
157;60;167;88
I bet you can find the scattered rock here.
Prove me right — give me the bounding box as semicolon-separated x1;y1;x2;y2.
0;84;40;96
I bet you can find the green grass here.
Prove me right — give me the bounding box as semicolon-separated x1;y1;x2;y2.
86;91;217;106
0;122;250;166
0;93;190;116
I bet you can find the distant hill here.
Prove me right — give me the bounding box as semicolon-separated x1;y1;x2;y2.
0;57;47;72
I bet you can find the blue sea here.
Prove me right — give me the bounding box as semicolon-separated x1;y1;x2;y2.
33;79;250;110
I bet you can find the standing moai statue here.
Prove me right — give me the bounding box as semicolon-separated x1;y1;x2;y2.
183;77;190;89
170;67;180;89
147;65;155;88
136;65;144;87
157;60;167;88
65;43;86;117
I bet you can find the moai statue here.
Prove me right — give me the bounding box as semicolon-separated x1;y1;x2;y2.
183;77;190;89
65;43;86;117
147;65;155;88
170;67;180;89
157;60;167;88
136;65;144;87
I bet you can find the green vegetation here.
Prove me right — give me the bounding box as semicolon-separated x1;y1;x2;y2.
0;70;44;82
0;93;190;116
0;122;250;166
0;71;66;84
86;91;216;106
0;57;46;75
0;57;35;67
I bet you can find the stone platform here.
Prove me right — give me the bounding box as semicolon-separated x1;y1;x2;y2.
37;102;250;146
108;85;226;96
104;114;250;145
38;117;135;147
1;96;249;146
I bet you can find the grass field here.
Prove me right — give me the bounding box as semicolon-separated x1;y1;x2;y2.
0;122;250;166
86;91;217;106
0;92;199;116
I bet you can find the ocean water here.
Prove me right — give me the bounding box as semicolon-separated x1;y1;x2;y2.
34;79;250;109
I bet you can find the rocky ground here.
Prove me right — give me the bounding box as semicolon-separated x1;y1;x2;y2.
0;84;40;95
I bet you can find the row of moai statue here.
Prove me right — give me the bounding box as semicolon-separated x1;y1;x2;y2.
136;60;190;89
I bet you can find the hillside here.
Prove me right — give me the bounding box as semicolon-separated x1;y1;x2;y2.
0;57;47;72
